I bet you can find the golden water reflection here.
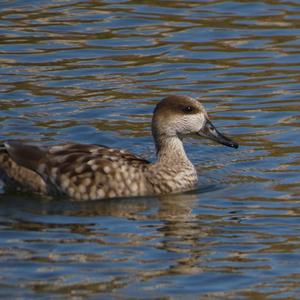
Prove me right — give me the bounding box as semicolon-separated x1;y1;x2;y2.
0;0;300;298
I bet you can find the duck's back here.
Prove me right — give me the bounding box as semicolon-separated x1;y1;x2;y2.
0;141;150;200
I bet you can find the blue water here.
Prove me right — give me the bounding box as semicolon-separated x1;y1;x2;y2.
0;0;300;299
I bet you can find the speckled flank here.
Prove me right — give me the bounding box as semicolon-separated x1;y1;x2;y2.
1;142;150;200
0;95;238;200
41;143;150;201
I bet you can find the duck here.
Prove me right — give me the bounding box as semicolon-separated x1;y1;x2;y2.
0;95;238;201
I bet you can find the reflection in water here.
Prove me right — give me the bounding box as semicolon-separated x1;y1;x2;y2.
0;0;300;298
0;192;203;293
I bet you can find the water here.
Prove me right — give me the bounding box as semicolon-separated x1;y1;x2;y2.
0;0;300;298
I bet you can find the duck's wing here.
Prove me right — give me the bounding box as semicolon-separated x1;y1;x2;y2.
2;141;150;199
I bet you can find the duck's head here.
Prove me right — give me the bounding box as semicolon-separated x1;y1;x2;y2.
152;95;238;149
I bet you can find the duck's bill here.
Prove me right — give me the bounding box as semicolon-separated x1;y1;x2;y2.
198;120;239;149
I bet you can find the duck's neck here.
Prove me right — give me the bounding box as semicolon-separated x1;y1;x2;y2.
155;135;192;167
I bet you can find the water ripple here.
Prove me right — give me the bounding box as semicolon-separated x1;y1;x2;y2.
0;0;300;298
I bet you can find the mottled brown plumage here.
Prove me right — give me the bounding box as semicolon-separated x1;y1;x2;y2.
0;149;47;193
0;95;238;200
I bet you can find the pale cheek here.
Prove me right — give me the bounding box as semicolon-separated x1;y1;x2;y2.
168;114;206;135
183;114;205;133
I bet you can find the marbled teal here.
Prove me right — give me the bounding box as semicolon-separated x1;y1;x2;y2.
0;95;238;200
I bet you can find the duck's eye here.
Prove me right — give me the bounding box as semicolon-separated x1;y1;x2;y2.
183;106;194;113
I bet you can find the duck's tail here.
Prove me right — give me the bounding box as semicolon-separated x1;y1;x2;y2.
0;141;47;194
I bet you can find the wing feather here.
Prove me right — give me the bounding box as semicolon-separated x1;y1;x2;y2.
0;141;149;199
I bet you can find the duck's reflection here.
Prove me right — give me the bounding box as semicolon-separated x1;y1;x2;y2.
62;192;207;277
0;191;211;281
34;192;200;221
150;193;209;277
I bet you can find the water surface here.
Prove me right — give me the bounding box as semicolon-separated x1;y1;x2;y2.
0;0;300;299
